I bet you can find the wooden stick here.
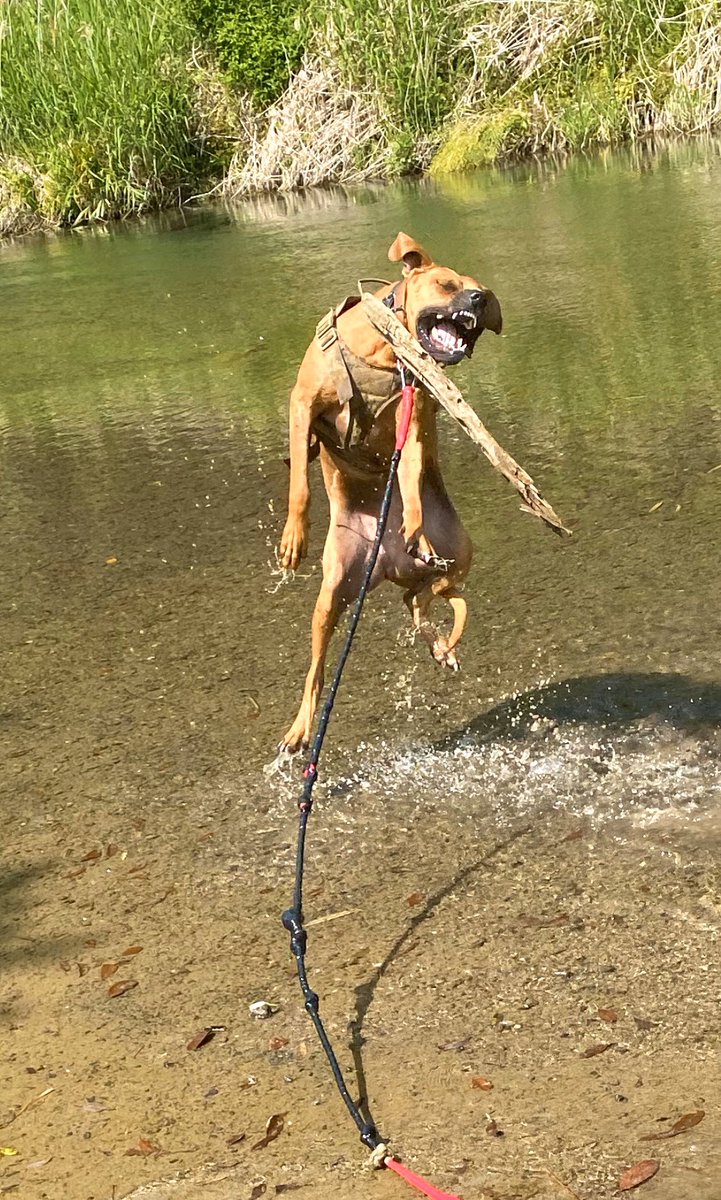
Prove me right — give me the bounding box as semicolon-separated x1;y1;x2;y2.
361;293;571;537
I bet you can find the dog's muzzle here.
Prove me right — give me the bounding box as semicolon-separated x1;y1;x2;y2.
414;290;491;365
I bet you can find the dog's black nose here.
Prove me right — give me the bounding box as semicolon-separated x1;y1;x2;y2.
469;289;485;307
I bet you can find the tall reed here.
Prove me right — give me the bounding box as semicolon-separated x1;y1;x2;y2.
0;0;213;225
315;0;467;166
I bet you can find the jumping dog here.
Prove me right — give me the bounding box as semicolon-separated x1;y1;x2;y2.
278;232;502;754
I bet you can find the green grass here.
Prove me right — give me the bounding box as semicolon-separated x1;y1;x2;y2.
186;0;304;107
0;0;216;226
314;0;468;169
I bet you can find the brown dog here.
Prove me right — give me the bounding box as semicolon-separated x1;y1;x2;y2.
278;232;502;755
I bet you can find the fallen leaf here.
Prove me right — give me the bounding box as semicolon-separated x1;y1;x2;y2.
65;867;86;879
536;913;569;928
105;844;120;858
641;1110;705;1141
486;1119;504;1137
125;1137;160;1157
107;979;138;998
634;1016;656;1032
598;1007;619;1023
0;1147;18;1156
122;945;143;956
619;1160;659;1191
226;1132;246;1146
186;1027;219;1051
100;962;122;980
250;1186;267;1200
252;1113;287;1151
407;892;425;907
268;1038;289;1052
26;1159;52;1169
669;1110;705;1135
647;501;664;514
471;1076;494;1091
81;848;102;862
76;963;90;978
581;1042;615;1058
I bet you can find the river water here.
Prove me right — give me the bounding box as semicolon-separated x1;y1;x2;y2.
1;142;720;1200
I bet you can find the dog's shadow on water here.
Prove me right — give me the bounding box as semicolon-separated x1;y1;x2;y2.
438;670;721;749
348;670;721;1130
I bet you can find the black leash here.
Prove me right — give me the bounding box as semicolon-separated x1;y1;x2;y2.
281;366;417;1153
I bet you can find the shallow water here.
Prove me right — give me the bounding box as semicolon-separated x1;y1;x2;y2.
3;138;721;831
2;141;721;1199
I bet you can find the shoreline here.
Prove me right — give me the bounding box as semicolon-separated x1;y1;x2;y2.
3;129;720;245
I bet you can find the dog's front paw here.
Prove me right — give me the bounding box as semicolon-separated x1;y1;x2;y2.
403;525;430;558
279;516;309;571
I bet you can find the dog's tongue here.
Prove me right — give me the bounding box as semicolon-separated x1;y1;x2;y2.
429;319;465;354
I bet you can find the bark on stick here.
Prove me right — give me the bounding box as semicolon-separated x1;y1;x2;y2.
362;293;571;537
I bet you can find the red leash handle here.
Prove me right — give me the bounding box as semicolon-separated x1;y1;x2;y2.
385;1156;464;1200
395;382;415;451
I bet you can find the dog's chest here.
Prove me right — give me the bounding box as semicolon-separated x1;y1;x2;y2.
315;349;402;470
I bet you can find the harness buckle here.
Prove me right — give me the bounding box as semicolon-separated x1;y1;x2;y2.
315;310;338;353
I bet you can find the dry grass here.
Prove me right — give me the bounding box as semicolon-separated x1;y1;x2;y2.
660;0;721;130
190;48;260;168
432;0;721;171
223;60;389;196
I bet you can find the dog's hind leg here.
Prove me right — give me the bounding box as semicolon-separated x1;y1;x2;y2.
279;503;379;756
404;579;467;671
280;580;348;756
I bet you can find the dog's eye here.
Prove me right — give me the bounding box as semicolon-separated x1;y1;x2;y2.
440;279;460;294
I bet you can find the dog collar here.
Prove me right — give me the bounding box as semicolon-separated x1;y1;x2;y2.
382;281;406;315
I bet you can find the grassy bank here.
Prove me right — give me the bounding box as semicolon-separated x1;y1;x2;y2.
431;0;721;171
2;0;721;235
0;0;236;234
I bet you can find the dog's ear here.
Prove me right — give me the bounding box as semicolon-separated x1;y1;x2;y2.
388;232;433;274
482;290;503;335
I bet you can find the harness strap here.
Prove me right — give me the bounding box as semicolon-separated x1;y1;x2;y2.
314;298;359;406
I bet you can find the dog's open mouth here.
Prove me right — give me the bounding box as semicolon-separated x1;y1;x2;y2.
415;307;482;365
